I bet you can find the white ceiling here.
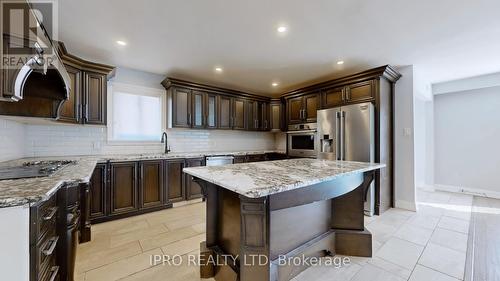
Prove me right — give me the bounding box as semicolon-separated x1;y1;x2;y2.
57;0;500;96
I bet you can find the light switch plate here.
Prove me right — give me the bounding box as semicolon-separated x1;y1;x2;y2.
403;128;412;136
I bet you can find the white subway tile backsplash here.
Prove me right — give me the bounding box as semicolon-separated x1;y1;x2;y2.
0;118;26;162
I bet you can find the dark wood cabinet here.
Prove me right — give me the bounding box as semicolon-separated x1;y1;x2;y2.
218;95;233;129
83;72;107;125
233;98;246;130
270;100;283;131
286;92;319;125
185;158;206;200
192;90;205;129
322;86;344;108
245;154;267;162
321;80;374;109
139;160;164;209
89;163;107;220
59;65;82;123
345;80;374;104
109;162;139;216
256;101;269;131
172;87;192;128
247;100;256;130
165;159;185;203
233;156;246;164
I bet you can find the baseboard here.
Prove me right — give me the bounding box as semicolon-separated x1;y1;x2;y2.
395;199;417;211
417;184;435;192
433;184;500;200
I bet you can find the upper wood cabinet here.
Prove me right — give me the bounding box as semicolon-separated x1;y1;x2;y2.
57;42;114;125
270;100;283;131
218;95;233;129
172;87;192;128
233;98;247;130
321;80;374;109
286;92;319;125
163;78;270;131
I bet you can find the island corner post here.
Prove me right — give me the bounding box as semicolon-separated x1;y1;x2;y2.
195;170;376;281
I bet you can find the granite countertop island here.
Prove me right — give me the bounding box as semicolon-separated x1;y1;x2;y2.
183;158;385;198
0;150;285;208
184;158;385;281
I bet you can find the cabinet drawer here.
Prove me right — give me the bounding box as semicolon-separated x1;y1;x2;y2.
40;265;59;281
31;195;58;243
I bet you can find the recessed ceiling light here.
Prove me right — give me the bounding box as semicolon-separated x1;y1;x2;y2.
337;60;345;65
215;67;223;73
277;26;287;33
116;40;127;46
272;82;279;87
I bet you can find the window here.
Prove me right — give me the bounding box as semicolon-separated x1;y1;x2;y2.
109;83;164;141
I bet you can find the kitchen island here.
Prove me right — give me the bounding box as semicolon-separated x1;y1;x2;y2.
183;158;385;281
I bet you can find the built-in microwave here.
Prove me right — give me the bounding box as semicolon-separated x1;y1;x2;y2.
287;123;318;158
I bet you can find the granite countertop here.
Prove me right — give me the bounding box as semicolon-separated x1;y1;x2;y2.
183;159;385;198
0;150;285;208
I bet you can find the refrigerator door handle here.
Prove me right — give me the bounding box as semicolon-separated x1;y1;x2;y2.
336;111;341;160
342;111;346;161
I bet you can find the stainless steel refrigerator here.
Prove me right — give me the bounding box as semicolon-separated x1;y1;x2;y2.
317;103;375;216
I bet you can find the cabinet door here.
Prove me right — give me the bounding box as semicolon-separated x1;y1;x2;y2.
346;80;374;103
233;156;246;163
109;162;138;215
165;160;185;203
303;93;319;123
256;102;267;130
172;87;192;128
59;65;82;123
185;158;206;200
83;72;107;125
322;87;344;109
206;93;217;129
139;160;164;209
270;102;281;131
247;100;256;130
246;154;267;162
287;96;303;125
89;163;107;220
233;98;246;130
192;90;205;128
218;95;232;129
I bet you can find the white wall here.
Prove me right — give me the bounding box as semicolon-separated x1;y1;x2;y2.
0;118;26;161
434;86;500;195
394;66;417;211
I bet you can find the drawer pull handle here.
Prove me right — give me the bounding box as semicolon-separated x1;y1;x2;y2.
48;266;59;281
42;236;59;256
43;207;58;221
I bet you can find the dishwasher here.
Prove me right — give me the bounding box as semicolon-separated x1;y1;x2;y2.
205;156;234;166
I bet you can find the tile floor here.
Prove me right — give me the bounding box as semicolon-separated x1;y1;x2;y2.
75;189;487;281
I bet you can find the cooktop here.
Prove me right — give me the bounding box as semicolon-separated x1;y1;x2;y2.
0;160;76;181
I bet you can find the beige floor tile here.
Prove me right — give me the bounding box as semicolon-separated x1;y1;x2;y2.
92;219;151;236
409;265;460;281
376;237;424;270
430;228;468;253
292;258;362;281
191;222;206;233
120;259;211;281
140;226;200;251
418;243;466;280
85;248;162;281
77;234;112;256
393;223;434;246
366;221;399;243
76;241;143;275
438;216;470;234
375;212;411;228
367;257;412;279
109;223;169;248
407;214;441;230
163;215;205;230
351;264;405;281
161;234;205;256
444;209;471;221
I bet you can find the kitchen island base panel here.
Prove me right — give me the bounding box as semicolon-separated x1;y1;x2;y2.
198;171;375;281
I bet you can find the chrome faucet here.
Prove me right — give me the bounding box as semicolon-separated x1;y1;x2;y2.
161;132;171;154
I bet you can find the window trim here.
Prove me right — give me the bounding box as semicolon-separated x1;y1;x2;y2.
107;82;166;144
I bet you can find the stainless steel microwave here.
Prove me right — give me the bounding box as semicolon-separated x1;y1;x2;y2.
287;124;318;158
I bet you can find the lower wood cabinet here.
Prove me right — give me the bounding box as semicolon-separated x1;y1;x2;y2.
89;163;107;220
109;162;139;216
140;160;165;209
165;159;185;203
185;158;205;200
89;157;208;223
